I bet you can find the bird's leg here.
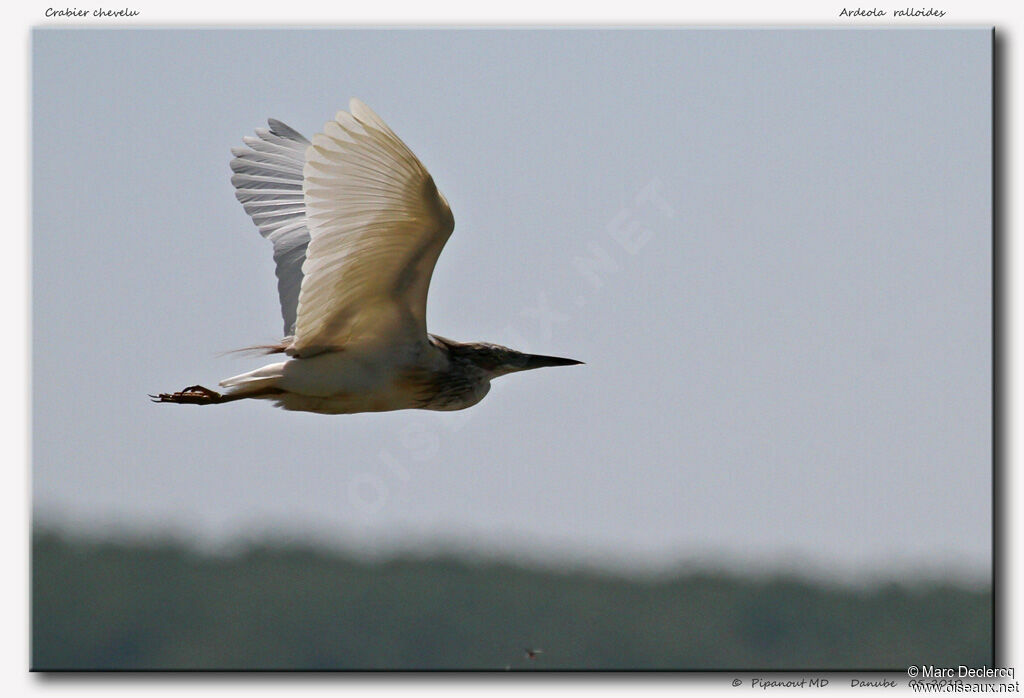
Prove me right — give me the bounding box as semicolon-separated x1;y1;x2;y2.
150;384;228;405
182;385;216;395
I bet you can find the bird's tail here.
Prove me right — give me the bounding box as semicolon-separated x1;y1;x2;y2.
218;362;287;395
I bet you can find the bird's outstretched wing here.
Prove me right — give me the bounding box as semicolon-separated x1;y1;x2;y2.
290;98;455;357
230;119;312;338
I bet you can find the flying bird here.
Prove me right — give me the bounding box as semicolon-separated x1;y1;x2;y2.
152;99;582;415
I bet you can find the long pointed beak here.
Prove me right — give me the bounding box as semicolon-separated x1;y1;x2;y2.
522;354;585;370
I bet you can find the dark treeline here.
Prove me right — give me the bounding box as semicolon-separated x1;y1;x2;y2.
32;531;992;671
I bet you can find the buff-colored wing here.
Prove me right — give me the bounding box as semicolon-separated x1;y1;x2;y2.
290;98;454;357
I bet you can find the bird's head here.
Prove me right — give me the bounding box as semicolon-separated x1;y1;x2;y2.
441;338;583;378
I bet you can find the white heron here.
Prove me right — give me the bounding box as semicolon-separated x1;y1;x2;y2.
153;99;581;414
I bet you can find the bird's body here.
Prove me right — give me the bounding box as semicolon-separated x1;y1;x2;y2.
153;99;580;414
220;335;493;414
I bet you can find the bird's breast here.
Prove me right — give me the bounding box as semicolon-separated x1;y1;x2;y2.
397;363;492;412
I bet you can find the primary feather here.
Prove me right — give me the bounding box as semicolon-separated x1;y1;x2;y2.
230;120;312;337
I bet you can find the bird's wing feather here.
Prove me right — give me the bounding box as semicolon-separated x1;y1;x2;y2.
230;120;312;337
291;98;454;356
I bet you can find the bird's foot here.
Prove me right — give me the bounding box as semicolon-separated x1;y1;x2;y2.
150;385;224;405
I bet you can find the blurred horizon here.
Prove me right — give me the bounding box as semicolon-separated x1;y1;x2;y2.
32;527;993;671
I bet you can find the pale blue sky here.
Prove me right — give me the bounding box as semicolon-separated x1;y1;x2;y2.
32;28;991;583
